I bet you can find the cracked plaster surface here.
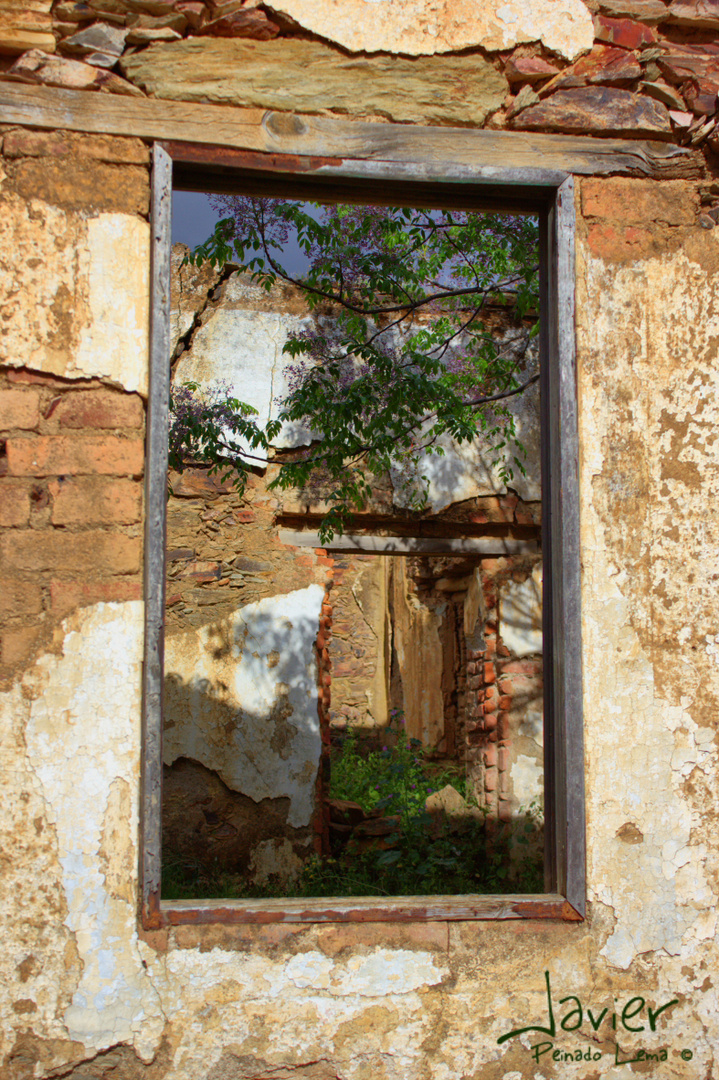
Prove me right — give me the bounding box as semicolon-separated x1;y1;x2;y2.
163;585;325;827
576;223;719;974
5;185;719;1078
1;604;165;1064
0;200;149;394
267;0;594;59
173;271;315;459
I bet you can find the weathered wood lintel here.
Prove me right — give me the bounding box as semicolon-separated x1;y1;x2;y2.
157;893;578;926
0;82;702;180
278;530;538;557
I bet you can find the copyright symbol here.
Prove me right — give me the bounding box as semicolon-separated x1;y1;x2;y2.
681;1050;693;1061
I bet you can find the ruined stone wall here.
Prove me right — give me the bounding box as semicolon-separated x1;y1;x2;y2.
2;1;719;1077
163;246;542;864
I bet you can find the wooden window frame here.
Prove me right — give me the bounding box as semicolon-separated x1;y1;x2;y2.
141;137;585;928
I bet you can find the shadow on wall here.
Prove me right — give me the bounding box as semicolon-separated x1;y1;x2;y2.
163;750;297;881
162;585;326;888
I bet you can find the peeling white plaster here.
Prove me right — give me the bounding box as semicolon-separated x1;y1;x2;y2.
0;199;149;393
512;754;543;806
578;242;719;972
21;603;164;1057
173;277;314;458
164;946;446;1000
164;585;324;826
75;214;150;394
499;564;542;657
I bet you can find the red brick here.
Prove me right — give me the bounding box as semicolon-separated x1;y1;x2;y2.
484;766;498;792
498;695;512;711
7;369;103;389
0;579;43;619
0;390;40;430
498;712;510;741
8;435;144;477
499;769;510;796
483;661;496;684
0;624;42;668
49;477;142;525
50;579;142;618
498;678;513;696
235;509;256;523
587;222;655;262
581;178;698;225
498;659;543;675
2;130;150;165
498;746;511;772
515;501;541;526
48;390;144;429
484;713;497;732
483;744;497;768
0;482;31;527
2;531;140;574
498;800;512;823
496;644;511;658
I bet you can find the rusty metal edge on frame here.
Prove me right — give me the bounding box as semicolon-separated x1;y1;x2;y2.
142;139;586;926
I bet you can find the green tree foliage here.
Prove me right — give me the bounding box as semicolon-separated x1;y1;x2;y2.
172;197;539;538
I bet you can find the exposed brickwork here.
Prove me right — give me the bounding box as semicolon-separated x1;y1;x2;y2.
315;575;335;857
0;367;145;684
463;558;543;822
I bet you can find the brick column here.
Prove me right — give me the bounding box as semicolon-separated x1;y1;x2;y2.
0;372;144;683
313;552;335;856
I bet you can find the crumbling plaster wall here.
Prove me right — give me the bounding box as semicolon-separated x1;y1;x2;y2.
2;7;719;1074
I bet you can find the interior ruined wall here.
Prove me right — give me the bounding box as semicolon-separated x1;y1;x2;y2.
2;2;719;1075
163;247;541;866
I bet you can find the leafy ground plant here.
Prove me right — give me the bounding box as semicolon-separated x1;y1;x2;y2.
162;711;543;900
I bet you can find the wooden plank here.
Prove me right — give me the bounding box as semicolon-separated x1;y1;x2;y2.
554;175;586;919
538;203;557;899
158;893;576;925
0;82;702;180
279;530;538;557
140;144;172;929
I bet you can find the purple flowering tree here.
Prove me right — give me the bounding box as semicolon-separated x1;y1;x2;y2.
171;197;539;538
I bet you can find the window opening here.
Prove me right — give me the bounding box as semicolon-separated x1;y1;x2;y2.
161;186;545;902
142;142;584;924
